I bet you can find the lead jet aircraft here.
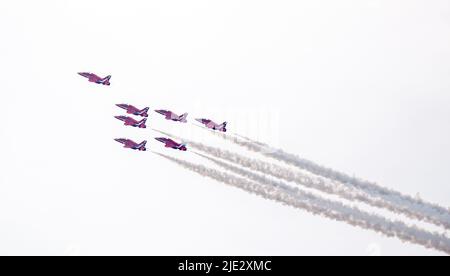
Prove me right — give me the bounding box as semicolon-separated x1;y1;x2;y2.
116;104;149;117
78;72;111;86
155;110;188;123
114;116;147;128
196;119;227;132
115;139;147;151
155;137;187;151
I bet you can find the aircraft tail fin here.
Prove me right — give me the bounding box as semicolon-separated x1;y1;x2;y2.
138;140;147;151
102;75;112;85
139;107;150;116
220;122;228;132
138;118;147;128
180;113;188;123
178;143;187;150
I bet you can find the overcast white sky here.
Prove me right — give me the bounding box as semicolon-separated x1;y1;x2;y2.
0;0;449;256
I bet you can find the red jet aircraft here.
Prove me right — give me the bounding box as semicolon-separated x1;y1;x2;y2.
115;116;147;128
155;137;187;151
78;72;111;85
115;139;147;151
116;104;149;117
196;119;227;132
155;110;188;123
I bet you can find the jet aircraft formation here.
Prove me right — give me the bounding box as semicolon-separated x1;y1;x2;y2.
78;72;228;152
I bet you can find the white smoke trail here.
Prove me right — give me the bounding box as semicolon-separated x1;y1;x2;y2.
229;134;450;230
152;129;450;229
183;128;450;230
155;152;450;255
